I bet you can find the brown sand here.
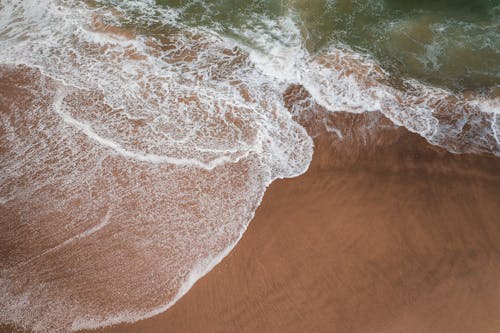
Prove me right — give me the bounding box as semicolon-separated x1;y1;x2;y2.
83;108;500;332
2;75;500;332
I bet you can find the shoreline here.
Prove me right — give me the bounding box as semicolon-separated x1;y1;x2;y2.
88;111;500;333
1;66;499;333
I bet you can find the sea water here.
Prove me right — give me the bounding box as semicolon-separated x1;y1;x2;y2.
0;0;498;331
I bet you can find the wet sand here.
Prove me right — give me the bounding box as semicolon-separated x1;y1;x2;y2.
3;114;500;332
83;109;500;333
1;70;499;332
0;70;500;333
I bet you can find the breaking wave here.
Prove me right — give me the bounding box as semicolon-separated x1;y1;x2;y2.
0;0;498;332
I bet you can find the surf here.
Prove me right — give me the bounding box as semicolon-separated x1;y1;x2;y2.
0;1;498;332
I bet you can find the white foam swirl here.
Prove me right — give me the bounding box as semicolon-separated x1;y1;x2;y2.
0;0;498;332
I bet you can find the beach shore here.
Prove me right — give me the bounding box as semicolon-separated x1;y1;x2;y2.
2;103;500;333
2;1;500;331
85;109;500;333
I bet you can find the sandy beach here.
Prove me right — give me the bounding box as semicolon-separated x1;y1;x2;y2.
2;85;500;333
81;109;500;333
1;2;499;331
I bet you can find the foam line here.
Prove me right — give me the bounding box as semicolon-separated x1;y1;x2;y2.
16;209;112;269
52;89;251;170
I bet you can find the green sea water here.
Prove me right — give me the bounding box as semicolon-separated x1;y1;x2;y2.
153;0;499;92
1;1;499;331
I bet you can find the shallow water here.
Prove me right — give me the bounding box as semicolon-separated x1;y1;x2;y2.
0;0;499;332
152;0;500;91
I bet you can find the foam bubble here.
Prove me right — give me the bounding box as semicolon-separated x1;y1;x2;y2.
0;0;498;332
0;1;312;331
228;13;499;155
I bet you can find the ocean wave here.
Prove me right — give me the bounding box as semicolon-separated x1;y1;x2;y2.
0;0;498;332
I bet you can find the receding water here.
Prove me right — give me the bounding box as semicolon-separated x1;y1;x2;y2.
0;1;498;332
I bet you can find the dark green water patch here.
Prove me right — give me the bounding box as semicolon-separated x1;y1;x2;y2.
134;0;499;92
293;0;499;92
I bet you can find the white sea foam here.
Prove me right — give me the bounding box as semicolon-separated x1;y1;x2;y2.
0;1;312;332
0;0;498;332
16;209;112;269
229;14;499;155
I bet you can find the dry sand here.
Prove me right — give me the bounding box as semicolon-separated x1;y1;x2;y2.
86;108;500;333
